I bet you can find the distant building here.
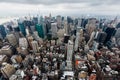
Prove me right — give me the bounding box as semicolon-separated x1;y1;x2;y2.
35;24;44;38
6;33;17;46
66;40;73;70
78;18;82;27
74;32;80;51
86;18;96;36
33;17;38;24
67;40;73;61
31;40;39;53
18;23;26;36
51;23;58;38
0;25;6;39
56;15;62;29
64;18;68;34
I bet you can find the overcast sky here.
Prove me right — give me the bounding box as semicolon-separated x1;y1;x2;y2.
0;0;120;17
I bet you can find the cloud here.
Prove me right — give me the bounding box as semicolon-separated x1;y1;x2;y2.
0;0;120;5
1;0;84;5
0;0;120;17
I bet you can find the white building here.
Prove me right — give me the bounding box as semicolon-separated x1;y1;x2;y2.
19;38;28;49
67;40;73;60
66;40;73;70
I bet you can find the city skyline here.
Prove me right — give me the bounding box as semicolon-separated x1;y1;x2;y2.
0;0;120;17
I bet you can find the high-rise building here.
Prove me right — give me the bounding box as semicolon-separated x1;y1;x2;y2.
69;23;74;35
66;40;73;70
44;17;51;35
51;23;57;38
31;40;39;53
67;16;73;24
18;23;26;36
25;27;30;36
78;18;82;27
33;17;38;24
27;35;33;49
57;29;65;38
0;33;3;40
11;20;18;31
67;40;73;60
35;24;44;38
86;18;96;36
4;24;13;34
6;34;17;46
19;38;28;49
30;26;36;33
64;18;68;34
38;16;47;37
56;15;62;29
74;32;80;51
79;29;83;44
0;25;6;39
81;18;88;28
33;31;40;41
38;16;44;25
24;20;32;27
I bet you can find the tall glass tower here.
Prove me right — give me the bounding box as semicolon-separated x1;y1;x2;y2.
35;24;44;38
18;23;26;36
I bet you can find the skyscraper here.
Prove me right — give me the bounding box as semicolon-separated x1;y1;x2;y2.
56;15;62;29
6;34;17;46
66;40;73;70
67;40;73;61
35;24;44;38
25;27;30;36
19;38;28;49
38;16;47;37
74;32;80;51
86;18;96;36
51;23;58;38
64;18;68;34
38;15;44;25
0;25;6;39
31;40;39;53
78;18;82;27
18;23;26;36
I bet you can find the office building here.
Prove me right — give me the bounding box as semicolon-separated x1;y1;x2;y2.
56;15;62;29
66;40;73;70
74;32;80;51
64;18;68;34
30;26;36;33
25;27;30;36
6;34;17;46
67;40;73;60
51;23;58;38
0;25;6;39
11;20;19;31
78;18;82;27
31;40;39;53
19;38;28;49
86;18;96;36
35;24;44;38
18;23;26;36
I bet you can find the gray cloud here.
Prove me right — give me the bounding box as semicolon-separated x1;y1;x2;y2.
0;0;120;5
0;0;85;5
0;0;120;17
